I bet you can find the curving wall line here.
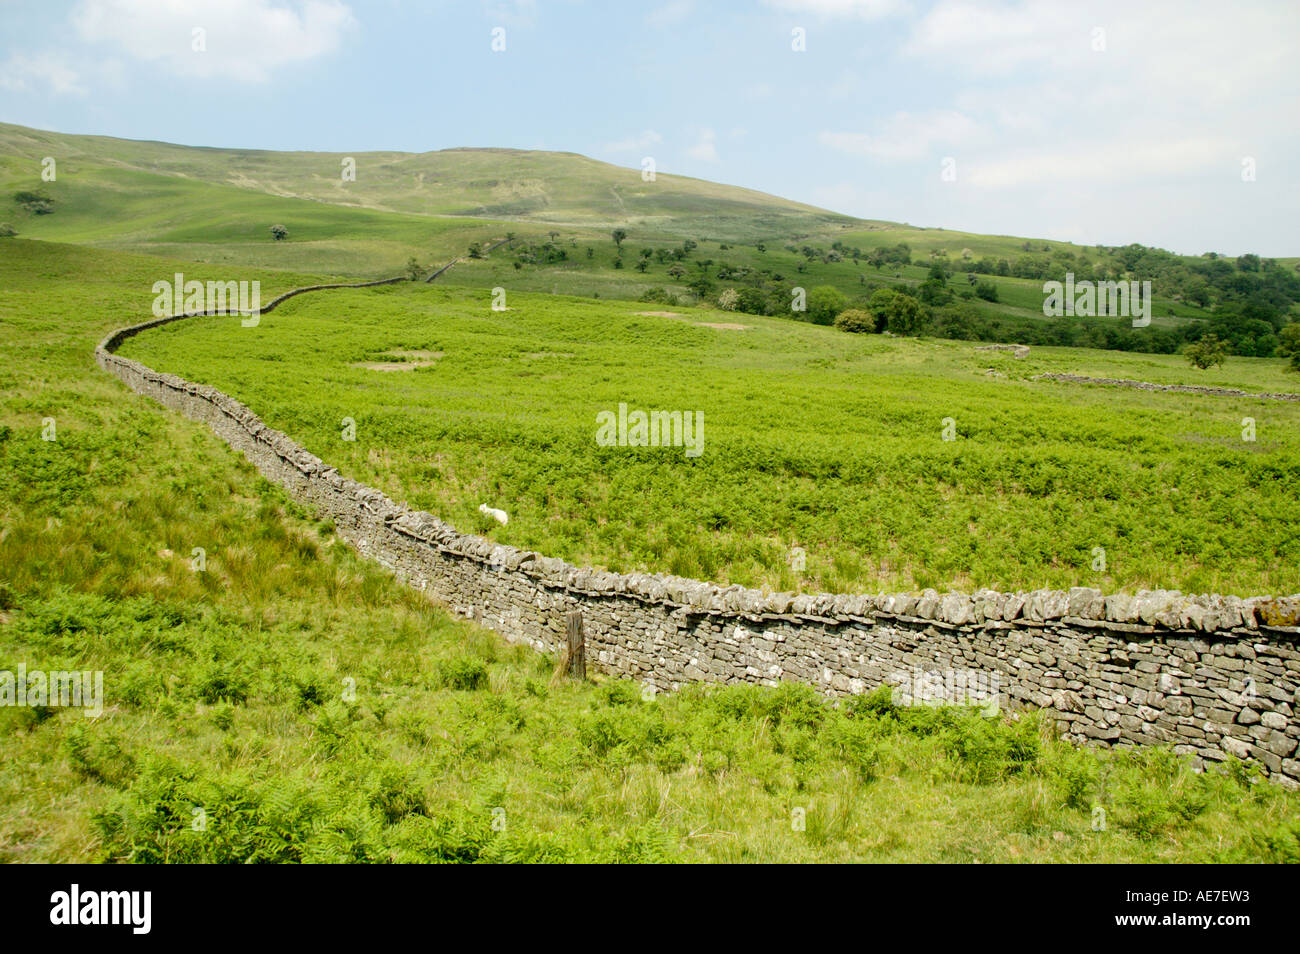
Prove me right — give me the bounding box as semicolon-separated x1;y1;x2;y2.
95;277;1300;785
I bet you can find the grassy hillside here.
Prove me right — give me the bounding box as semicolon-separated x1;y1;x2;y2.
119;274;1300;597
0;122;856;240
9;239;1298;862
4;122;1275;353
4;121;1214;281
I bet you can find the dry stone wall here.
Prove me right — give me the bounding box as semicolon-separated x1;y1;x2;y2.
1035;372;1300;402
95;282;1300;787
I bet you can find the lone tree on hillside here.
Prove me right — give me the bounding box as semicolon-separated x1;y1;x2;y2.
270;224;288;241
611;228;627;249
1183;334;1229;369
405;257;422;281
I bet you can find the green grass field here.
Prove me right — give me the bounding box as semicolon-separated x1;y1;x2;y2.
116;270;1300;597
4;110;1299;865
7;239;1297;862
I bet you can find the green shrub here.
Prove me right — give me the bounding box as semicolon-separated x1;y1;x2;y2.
834;308;875;333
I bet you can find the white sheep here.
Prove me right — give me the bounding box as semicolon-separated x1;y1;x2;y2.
478;503;508;525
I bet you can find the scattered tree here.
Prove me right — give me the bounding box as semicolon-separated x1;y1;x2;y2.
270;224;288;241
1183;333;1229;369
405;257;422;281
611;229;627;249
0;223;16;238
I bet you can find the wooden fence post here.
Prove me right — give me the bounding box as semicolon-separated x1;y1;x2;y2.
565;611;586;679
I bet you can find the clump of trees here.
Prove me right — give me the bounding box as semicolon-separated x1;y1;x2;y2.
270;224;288;241
0;223;16;238
14;190;54;214
514;239;567;266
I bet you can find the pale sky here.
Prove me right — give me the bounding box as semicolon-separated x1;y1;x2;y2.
2;0;1297;256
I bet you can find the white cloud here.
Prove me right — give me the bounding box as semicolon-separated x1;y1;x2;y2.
484;0;538;29
966;138;1234;188
646;1;693;27
902;0;1088;75
603;130;663;153
820;110;984;161
0;53;87;95
762;0;908;19
71;0;356;83
685;128;718;162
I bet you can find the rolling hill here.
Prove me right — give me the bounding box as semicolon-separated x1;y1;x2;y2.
0;122;1290;353
0;121;859;242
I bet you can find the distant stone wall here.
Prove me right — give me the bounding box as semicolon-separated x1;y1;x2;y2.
95;282;1300;787
1034;372;1300;402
